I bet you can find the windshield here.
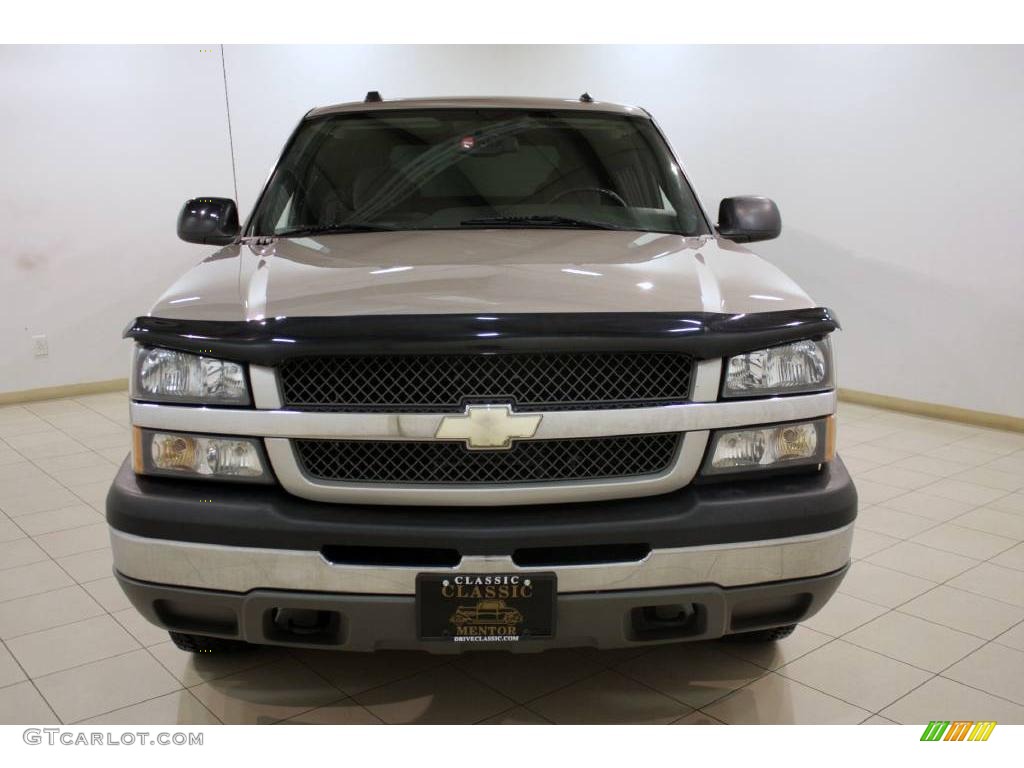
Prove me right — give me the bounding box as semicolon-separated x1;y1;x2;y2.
248;109;709;237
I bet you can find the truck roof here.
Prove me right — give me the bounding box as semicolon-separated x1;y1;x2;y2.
305;95;647;119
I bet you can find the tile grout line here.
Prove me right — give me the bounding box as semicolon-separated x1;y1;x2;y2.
841;556;1024;614
278;649;387;724
5;505;109;538
877;660;1024;721
272;694;383;726
991;617;1024;649
714;630;834;671
458;648;648;723
790;523;1024;718
933;668;1024;708
22;401;126;497
514;657;671;723
0;528;112;570
411;663;525;724
142;642;281;696
2;405;224;724
5;511;114;598
68;687;224;726
761;444;1024;717
54;645;208;725
4;616;146;687
482;702;554;724
0;636;63;723
0;596;124;644
887;605;1021;645
1;472;147;722
752;637;882;716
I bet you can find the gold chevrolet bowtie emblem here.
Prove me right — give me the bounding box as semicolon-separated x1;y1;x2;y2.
435;405;542;450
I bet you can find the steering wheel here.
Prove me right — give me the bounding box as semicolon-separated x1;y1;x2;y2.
546;187;628;207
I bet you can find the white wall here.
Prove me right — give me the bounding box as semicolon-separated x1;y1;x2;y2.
3;45;1023;418
0;46;234;393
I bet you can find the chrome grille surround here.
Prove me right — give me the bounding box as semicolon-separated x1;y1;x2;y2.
129;361;838;506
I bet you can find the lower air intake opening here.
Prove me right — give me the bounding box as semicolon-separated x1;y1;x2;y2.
321;545;461;568
512;543;651;567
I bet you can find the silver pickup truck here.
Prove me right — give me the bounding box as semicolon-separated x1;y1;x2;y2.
107;94;856;653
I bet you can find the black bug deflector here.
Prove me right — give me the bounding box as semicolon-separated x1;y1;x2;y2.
123;308;839;366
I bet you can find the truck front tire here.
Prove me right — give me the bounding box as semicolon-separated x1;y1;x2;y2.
168;631;250;654
730;624;797;642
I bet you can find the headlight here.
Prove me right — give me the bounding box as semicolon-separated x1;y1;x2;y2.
723;338;833;397
702;417;835;476
132;428;270;482
134;346;249;405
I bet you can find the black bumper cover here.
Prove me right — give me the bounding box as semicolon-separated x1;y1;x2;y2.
106;457;857;555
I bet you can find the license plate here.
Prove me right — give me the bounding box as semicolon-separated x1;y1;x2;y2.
417;572;556;643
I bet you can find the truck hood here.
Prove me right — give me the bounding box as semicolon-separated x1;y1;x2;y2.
150;229;815;321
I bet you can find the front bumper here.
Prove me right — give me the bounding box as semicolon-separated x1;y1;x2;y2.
106;457;856;651
106;457;856;554
110;524;853;595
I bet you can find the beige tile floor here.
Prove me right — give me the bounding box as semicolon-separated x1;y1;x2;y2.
1;392;1023;724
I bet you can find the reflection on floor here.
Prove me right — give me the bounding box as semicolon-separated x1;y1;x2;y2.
1;392;1023;724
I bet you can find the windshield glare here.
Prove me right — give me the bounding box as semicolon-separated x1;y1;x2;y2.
249;109;709;237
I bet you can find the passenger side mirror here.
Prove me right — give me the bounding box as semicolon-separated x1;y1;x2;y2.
717;196;781;243
177;197;240;245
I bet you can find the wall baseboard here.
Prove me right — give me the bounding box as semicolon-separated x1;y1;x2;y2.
0;378;129;406
839;388;1024;434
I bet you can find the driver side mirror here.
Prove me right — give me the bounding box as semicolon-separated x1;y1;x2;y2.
717;196;781;243
177;197;240;245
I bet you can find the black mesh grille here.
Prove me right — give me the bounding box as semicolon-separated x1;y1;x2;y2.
278;352;693;412
294;433;681;485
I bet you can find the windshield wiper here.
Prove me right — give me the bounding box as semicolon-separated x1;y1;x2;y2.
459;215;624;231
273;222;397;238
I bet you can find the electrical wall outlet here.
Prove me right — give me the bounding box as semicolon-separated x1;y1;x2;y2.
32;334;49;358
